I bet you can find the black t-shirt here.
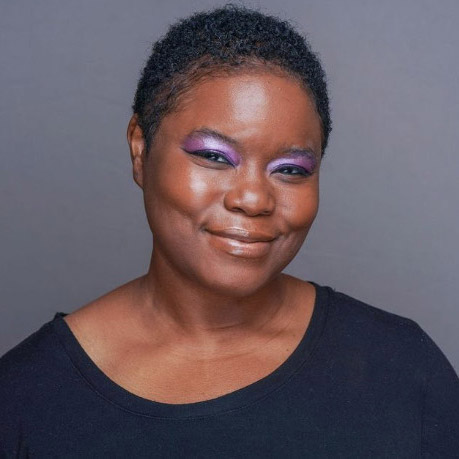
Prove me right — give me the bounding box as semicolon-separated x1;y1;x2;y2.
1;283;459;457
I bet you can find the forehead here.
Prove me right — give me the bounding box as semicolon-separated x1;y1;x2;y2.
157;71;323;155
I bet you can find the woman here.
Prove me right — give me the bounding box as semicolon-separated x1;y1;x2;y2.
1;5;458;457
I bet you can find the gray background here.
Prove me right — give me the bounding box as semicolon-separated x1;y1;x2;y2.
1;0;458;371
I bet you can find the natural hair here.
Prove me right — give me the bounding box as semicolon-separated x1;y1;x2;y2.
132;4;332;155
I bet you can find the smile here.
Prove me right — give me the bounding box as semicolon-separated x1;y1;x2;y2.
205;229;276;258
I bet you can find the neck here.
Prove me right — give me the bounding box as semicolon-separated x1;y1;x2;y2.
133;246;295;355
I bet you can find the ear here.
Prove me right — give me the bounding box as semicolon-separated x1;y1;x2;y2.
127;114;146;189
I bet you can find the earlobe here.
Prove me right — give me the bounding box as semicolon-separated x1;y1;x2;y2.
127;114;146;189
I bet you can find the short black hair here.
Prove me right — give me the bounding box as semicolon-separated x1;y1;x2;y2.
133;4;332;155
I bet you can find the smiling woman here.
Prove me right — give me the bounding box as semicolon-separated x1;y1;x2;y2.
128;71;322;294
1;4;458;457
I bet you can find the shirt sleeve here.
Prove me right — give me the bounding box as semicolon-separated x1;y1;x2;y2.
418;324;459;457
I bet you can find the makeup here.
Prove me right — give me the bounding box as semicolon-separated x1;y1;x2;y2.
182;130;241;166
182;129;317;175
206;231;273;259
267;150;317;176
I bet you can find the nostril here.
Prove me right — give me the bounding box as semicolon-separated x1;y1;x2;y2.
227;202;274;217
223;180;275;216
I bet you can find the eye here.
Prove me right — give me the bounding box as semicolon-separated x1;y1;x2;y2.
186;149;233;165
274;165;311;177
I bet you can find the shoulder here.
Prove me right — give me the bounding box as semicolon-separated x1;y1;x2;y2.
0;318;66;446
0;319;59;382
0;318;66;404
325;285;416;324
321;284;425;340
315;284;450;378
318;283;458;382
317;284;459;452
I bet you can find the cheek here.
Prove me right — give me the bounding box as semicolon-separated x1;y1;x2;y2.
262;184;319;274
278;185;319;234
143;158;221;233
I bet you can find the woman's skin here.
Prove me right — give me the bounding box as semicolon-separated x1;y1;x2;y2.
64;70;323;403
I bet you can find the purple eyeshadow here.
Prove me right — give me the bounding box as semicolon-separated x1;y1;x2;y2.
182;134;241;166
182;131;317;173
267;151;317;174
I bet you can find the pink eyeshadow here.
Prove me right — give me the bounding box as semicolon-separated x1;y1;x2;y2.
182;132;317;173
267;152;317;173
182;135;241;165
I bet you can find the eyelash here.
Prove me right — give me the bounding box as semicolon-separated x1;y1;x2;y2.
274;165;311;177
188;150;232;164
186;150;311;177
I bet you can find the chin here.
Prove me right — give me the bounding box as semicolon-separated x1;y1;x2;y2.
193;260;285;298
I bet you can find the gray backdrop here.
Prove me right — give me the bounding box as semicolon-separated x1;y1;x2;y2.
1;0;458;371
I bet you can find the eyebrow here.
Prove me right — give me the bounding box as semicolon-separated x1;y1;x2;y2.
188;127;319;159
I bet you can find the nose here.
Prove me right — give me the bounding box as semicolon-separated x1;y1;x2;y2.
223;171;275;217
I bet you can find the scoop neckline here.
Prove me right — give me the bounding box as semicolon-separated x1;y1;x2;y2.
51;281;329;419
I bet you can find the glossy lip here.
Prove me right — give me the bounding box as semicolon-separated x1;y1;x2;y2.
206;234;273;259
205;227;277;243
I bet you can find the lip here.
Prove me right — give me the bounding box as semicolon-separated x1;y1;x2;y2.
206;227;277;243
205;228;277;259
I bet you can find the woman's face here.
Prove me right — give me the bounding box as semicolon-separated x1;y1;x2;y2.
129;71;323;297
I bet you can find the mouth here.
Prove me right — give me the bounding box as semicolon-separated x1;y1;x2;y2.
205;227;277;243
205;227;277;258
